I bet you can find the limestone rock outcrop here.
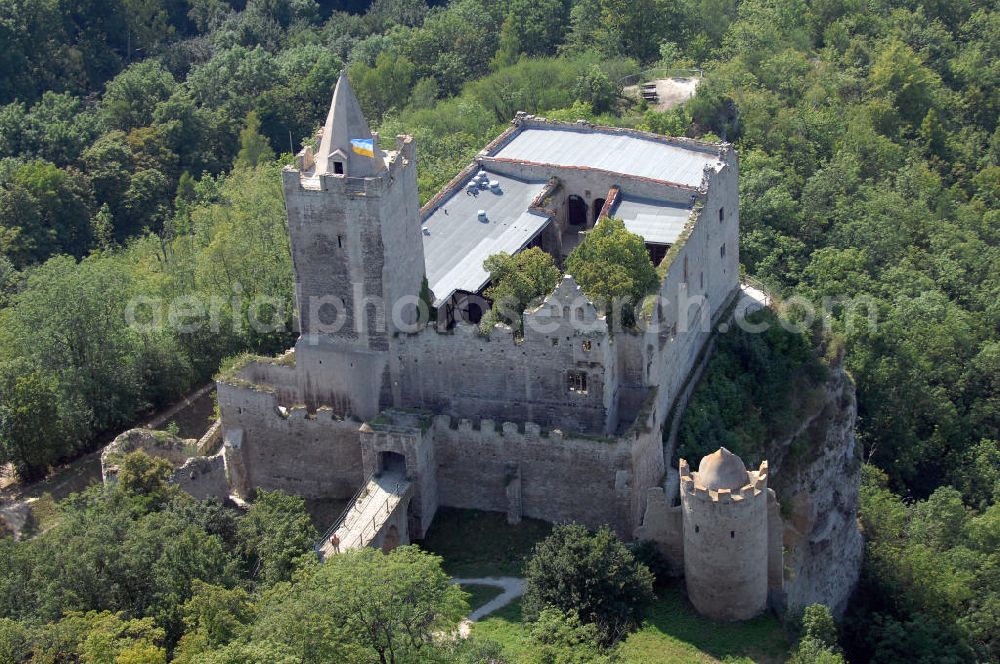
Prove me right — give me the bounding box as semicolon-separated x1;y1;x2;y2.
768;362;863;618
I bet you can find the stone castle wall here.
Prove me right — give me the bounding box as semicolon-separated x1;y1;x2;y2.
431;416;635;536
216;381;364;500
394;276;617;435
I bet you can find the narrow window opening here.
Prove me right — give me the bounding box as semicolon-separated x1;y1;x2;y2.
730;530;735;539
719;207;724;223
720;243;726;259
700;271;704;289
695;524;699;533
333;161;344;175
337;234;343;248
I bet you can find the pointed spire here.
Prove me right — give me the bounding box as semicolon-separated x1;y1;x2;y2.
315;71;378;177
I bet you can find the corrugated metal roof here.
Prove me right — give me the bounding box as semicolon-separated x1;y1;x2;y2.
422;171;550;306
493;127;719;187
611;194;692;245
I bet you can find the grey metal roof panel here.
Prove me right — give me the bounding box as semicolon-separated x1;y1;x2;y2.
493;127;719;187
422;171;550;306
611;194;692;245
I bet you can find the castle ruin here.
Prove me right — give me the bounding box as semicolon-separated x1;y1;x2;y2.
213;72;784;619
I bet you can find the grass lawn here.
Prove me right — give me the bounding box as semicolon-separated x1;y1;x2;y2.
472;583;790;664
460;584;505;612
617;581;790;663
471;598;535;662
419;507;552;577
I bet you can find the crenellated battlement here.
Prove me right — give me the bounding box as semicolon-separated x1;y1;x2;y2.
679;456;769;504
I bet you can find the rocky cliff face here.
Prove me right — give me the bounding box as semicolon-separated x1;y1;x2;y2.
766;362;864;618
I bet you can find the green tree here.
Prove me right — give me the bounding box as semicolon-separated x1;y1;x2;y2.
349;52;417;121
574;65;617;114
483;248;561;332
492;0;569;67
0;618;30;664
114;449;177;511
0;160;94;267
234;112;275;170
32;611;167;664
173;581;254;663
250;546;467;663
0;367;66;481
564;216;658;328
868;39;941;129
528;608;616;664
3;255;141;434
101;61;177;132
789;604;843;664
523;524;655;644
237;489;317;587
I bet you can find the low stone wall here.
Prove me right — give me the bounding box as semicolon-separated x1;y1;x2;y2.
101;428;192;484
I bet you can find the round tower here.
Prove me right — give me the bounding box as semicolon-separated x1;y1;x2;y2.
679;447;769;621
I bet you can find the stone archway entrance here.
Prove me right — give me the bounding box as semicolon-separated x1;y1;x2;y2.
379;451;406;476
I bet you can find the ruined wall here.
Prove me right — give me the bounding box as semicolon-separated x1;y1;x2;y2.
171;451;229;502
394;276;618;435
432;416;635;536
216;381;364;499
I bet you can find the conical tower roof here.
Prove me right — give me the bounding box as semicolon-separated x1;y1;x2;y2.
315;71;378;177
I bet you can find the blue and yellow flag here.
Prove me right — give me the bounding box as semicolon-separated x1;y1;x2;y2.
350;138;374;158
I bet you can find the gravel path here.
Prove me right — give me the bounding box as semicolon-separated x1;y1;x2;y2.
452;576;525;636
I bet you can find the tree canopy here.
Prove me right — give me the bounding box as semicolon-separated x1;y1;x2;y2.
564;216;659;328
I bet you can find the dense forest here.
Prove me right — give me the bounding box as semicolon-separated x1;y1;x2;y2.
0;0;998;661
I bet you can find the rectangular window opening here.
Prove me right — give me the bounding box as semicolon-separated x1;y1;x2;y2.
568;371;588;394
333;161;344;175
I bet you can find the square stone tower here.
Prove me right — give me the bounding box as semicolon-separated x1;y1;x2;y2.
282;72;426;418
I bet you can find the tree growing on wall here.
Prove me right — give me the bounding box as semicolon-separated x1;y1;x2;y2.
483;247;561;332
565;216;658;329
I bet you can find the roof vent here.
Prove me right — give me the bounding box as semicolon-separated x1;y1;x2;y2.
477;209;488;223
489;180;500;191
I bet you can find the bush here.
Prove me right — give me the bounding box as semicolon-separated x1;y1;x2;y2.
523;524;655;644
628;539;672;584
